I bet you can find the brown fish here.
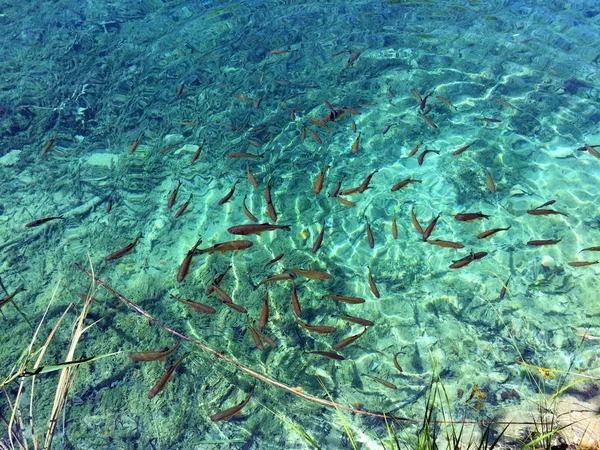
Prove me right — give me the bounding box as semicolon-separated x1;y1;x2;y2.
411;207;423;235
296;319;336;334
436;96;457;111
351;133;361;153
365;219;374;248
584;143;600;160
411;89;422;104
246;165;259;189
452;143;473;156
422;214;440;241
190;141;204;164
0;286;25;310
312;223;326;254
148;353;187;400
393;352;404;374
579;246;600;254
258;293;269;330
291;281;302;317
325;294;365;304
332;314;374;327
266;203;278;222
255;328;278;349
527;209;568;217
210;394;252;422
418;149;439;166
168;181;183;209
264;253;284;268
533;200;556;210
345;50;361;68
479;117;501;125
287;269;331;280
198;240;253;255
104;233;143;262
365;374;397;390
485;169;496;193
218;181;239;206
258;272;295;286
454;213;489;221
499;275;510;299
228;223;290;235
427;239;464;249
391;179;421;192
314;166;330;195
177;238;202;283
332;328;366;350
357;170;378;193
206;265;231;295
527;239;561;246
129;135;142;155
309;128;322;144
307;351;345;361
351;119;357;133
171;295;216;314
568;261;599;267
494;97;519;112
248;324;264;351
477;227;511;239
336;196;356;207
40;135;57;158
339;187;360;196
367;266;380;298
329;175;346;198
391;214;398;239
449;252;488;269
25;216;65;228
408;142;422;157
423;115;437;129
227;152;262;159
174;194;193;218
129;341;181;362
239;196;258;222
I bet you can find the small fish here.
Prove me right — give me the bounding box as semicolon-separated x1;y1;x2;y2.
351;119;357;133
410;89;422;104
527;239;561;246
210;394;252;422
479;117;501;125
227;152;262;159
310;117;330;130
270;49;293;55
25;216;65;228
499;275;510;299
494;97;519;112
205;265;231;295
181;121;199;127
336;196;356;207
452;143;473;156
291;281;302;317
408;142;422;157
357;170;378;193
248;324;264;351
533;200;556;210
391;214;398;240
418;149;439;166
345;50;361;69
296;319;336;334
258;273;295;286
485;169;496;193
177;238;202;283
382;124;394;135
0;286;25;310
365;219;374;248
477;227;511;239
568;261;599;267
40;135;57;158
167;181;183;209
246;165;259;189
332;328;366;350
234;93;255;103
340;187;360;196
436;96;457;111
104;233;143;262
266;202;278;222
309;128;322;144
129;135;143;155
307;351;345;361
264;253;284;268
176;83;185;97
174;194;193;218
254;97;264;109
427;239;464;249
329;175;346;198
422;214;440;242
454;213;489;221
312;223;326;254
449;252;488;269
300;127;307;141
422;114;437;129
332;314;374;327
190;141;205;164
420;92;432;111
171;295;216;314
367;266;380;298
325;294;365;304
411;207;423;235
129;341;181;362
264;177;273;203
287;269;331;280
579;246;600;254
255;328;278;349
314;166;330;195
158;145;176;155
242;196;258;222
197;240;253;255
148;353;187;400
228;223;290;235
351;133;361;153
258;293;269;330
388;87;396;98
218;181;239;206
106;197;113;214
583;144;600;160
526;209;568;217
391;179;421;192
342;107;361;115
365;374;397;390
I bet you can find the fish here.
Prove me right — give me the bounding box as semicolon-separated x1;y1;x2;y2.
291;281;302;317
171;295;216;314
190;142;205;164
287;269;331;280
485;169;496;193
246;165;259;189
389;87;396;98
408;142;421;157
365;219;374;248
423;114;437;129
248;324;264;351
345;50;361;69
568;261;599;267
419;92;432;111
176;83;184;97
228;223;290;235
436;96;457;110
242;196;258;222
365;375;397;390
296;319;336;334
258;273;295;286
332;328;366;350
227;152;263;159
418;149;439;166
312;223;326;254
527;239;561;246
0;286;25;310
181;121;199;127
106;197;113;214
411;207;423;235
300;127;306;142
494;97;519;112
177;238;202;283
307;351;345;361
584;143;600;160
427;239;464;249
210;393;252;422
336;196;356;207
526;209;568;217
205;265;231;296
449;252;488;269
351;133;361;153
325;294;365;304
40;135;58;158
393;352;404;374
499;276;510;299
452;143;473;156
314;166;330;195
533;200;556;209
382;124;394;135
129;135;142;155
254;97;264;109
357;170;378;193
148;353;188;400
342;107;361;115
329;175;345;198
258;293;269;330
332;314;374;327
391;214;398;239
264;253;284;268
411;89;422;104
25;216;65;228
248;125;267;133
167;181;183;209
422;214;440;241
218;181;239;206
477;227;511;239
454;213;489;221
351;119;357;133
309;128;322;144
158;145;176;155
367;266;380;298
479;117;501;125
310;117;330;130
174;194;193;218
266;203;278;222
579;246;600;254
234;93;254;103
391;179;421;192
255;328;278;349
197;240;253;255
340;187;360;196
104;233;143;262
129;341;181;362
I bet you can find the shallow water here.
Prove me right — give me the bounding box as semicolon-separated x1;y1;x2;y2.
1;0;599;448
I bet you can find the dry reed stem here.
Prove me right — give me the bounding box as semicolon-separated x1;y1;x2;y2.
74;261;549;427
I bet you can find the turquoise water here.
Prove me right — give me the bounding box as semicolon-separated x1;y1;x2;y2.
1;0;599;448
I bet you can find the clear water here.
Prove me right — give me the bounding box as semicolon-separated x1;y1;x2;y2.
1;0;599;448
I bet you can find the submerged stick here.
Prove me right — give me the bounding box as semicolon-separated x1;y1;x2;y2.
74;261;549;426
